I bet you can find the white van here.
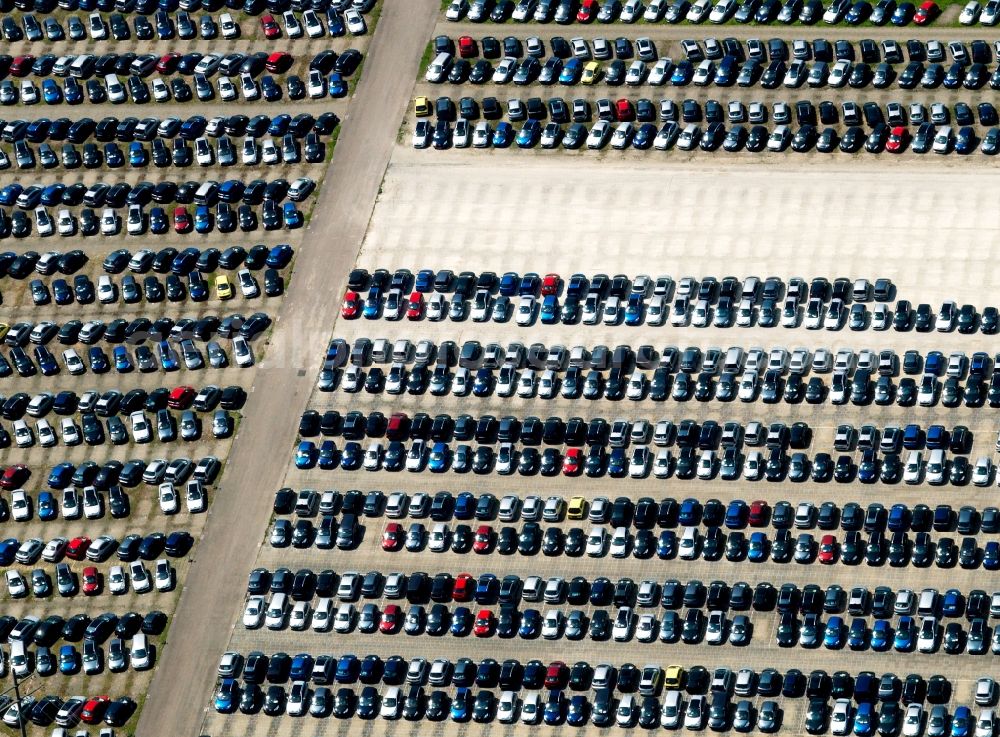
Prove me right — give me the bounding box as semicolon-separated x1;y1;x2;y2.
265;593;289;629
424;52;453;82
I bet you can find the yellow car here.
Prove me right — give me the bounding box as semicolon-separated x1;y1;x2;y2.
215;275;233;300
581;61;601;84
0;323;9;342
567;496;588;520
413;95;431;117
664;665;685;690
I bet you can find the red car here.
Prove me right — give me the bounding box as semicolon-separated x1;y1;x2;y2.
167;385;196;409
66;536;92;560
173;206;191;233
541;273;561;296
380;604;402;633
562;447;583;476
156;52;181;73
473;525;493;553
913;0;939;22
382;523;403;551
473;609;493;637
616;98;636;121
260;13;281;37
885;126;909;152
9;55;34;77
80;696;110;724
265;51;293;72
406;291;423;319
545;661;568;689
82;566;101;595
818;535;837;564
748;500;769;527
0;464;29;490
458;36;478;57
341;290;361;318
577;0;596;21
453;573;473;601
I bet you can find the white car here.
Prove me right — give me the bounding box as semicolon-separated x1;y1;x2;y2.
687;0;712;19
492;56;517;83
34;207;52;235
312;598;333;631
233;337;254;367
108;565;128;595
61;417;81;444
100;208;120;235
158;483;179;514
88;12;107;38
345;8;367;33
220;12;239;37
12;421;33;448
42;537;67;562
243;596;265;628
154;559;174;591
960;0;981;22
130;411;151;443
380;687;401;719
831;699;852;735
710;0;737;19
36;419;56;447
586;527;607;556
218;76;237;100
289;600;311;630
303;9;324;36
283;10;303;36
692;59;713;84
610;527;630;557
240;72;260;100
61;490;80;519
130;561;151;593
498;692;518;723
333;603;355;633
56;209;76;235
5;571;26;598
516;296;536;325
649;57;673;84
186;480;207;513
587;120;611;148
152;77;171;101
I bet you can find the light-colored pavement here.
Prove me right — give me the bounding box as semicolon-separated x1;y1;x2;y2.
133;1;442;735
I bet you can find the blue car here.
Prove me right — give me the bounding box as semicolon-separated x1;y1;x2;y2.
214;678;237;712
608;447;627;477
37;491;56;521
544;691;565;725
624;293;644;324
871;619;891;651
318;440;337;469
283;202;303;228
157;341;178;371
854;702;875;736
725;500;747;528
64;78;83;104
679;498;701;525
36;347;58;375
519;609;540;638
747;532;768;561
335;654;358;683
498;272;519;296
455;491;475;518
326;7;345;34
268;114;292;136
0;539;18;565
952;706;972;737
340;442;362;470
42;79;62;104
328;72;347;97
492;122;514;147
48;462;74;489
188;272;208;301
88;346;109;373
823;616;843;648
942;589;962;616
657;530;676;558
295;441;317;469
985;541;1000;570
893;616;915;651
415;269;435;292
848;618;867;649
473;368;492;396
52;279;73;305
129;142;147;166
567;695;588;725
560;58;582;84
266;244;293;268
149;207;167;233
891;1;913;22
59;645;80;675
112;346;132;372
450;606;472;635
451;688;471;721
194;205;212;233
540;294;559;324
0;184;22;205
179;116;206;138
362;291;381;319
41;184;65;205
290;654;314;681
516;120;541;148
671;60;693;84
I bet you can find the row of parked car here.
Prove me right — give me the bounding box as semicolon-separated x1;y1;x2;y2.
0;111;339;146
0;66;352;107
277;487;1000;536
443;0;944;26
0;201;306;238
1;133;328;172
416;113;1000;154
0;691;135;729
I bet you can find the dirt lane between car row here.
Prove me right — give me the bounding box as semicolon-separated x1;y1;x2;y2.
133;1;441;735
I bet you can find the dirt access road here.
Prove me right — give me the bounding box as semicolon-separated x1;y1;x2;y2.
133;2;441;735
